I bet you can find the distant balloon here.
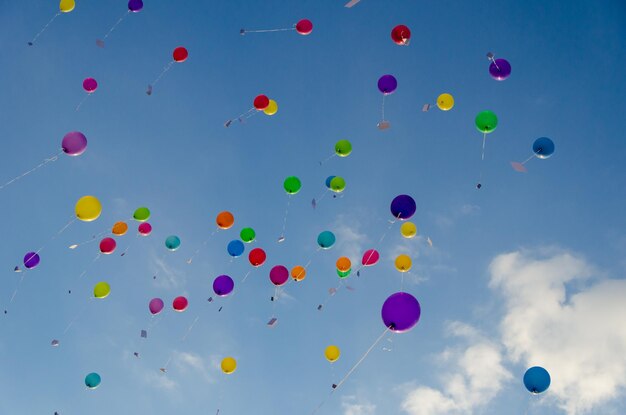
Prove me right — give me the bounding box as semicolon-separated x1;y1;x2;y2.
213;275;234;296
165;235;181;251
112;221;128;236
133;207;150;222
361;249;379;266
335;140;352;157
317;231;336;249
253;95;270;111
337;268;351;279
227;240;245;257
23;252;40;269
263;99;278;115
489;58;512;81
475;111;498;134
400;222;417;238
325;176;336;189
533;137;555;159
523;366;551;394
82;78;98;93
99;237;116;254
295;19;313;35
329;176;346;193
173;296;188;312
436;93;454;111
149;298;164;315
390;194;416;220
336;256;351;272
62;131;88;156
216;211;235;229
128;0;143;12
93;282;111;299
381;292;421;333
269;265;289;286
391;24;411;45
240;227;256;243
248;248;266;267
138;222;152;236
75;196;102;222
395;254;412;272
60;0;75;13
291;265;306;281
221;357;237;374
324;345;341;362
378;75;398;95
172;47;188;63
84;372;101;389
283;176;302;194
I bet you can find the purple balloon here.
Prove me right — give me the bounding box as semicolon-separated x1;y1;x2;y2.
269;265;289;286
82;77;98;93
390;194;416;220
23;252;40;269
128;0;143;12
489;58;511;81
213;275;234;297
381;292;421;333
377;74;397;95
149;298;164;315
62;131;88;156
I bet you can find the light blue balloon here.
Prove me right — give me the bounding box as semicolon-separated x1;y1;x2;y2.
85;372;101;389
523;366;551;394
317;231;336;249
165;235;181;251
227;239;245;257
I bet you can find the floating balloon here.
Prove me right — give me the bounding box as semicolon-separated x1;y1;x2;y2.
62;131;88;156
138;222;152;236
85;372;101;389
390;194;416;220
227;240;245;257
391;24;411;45
324;345;341;362
149;298;164;315
240;18;313;36
475;110;498;134
325;176;336;189
511;137;556;173
523;366;551;394
291;265;306;281
335;140;352;157
165;235;181;251
378;75;398;95
381;292;421;333
361;249;380;266
76;196;102;222
270;265;289;286
400;222;417;238
487;52;512;81
225;94;276;127
395;254;412;272
94;282;111;299
99;237;116;254
60;0;75;13
221;357;237;374
283;176;302;194
240;227;256;243
216;211;235;229
112;221;128;236
253;95;270;111
128;0;143;12
337;268;351;279
23;252;40;269
317;231;336;249
173;46;188;62
146;47;188;95
173;296;188;312
422;93;455;112
213;275;235;296
336;256;351;272
133;207;150;222
263;99;278;116
96;0;143;47
82;78;98;93
329;176;346;193
248;248;266;267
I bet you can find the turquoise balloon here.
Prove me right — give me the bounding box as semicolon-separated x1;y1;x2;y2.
85;372;101;389
317;231;336;249
165;235;181;251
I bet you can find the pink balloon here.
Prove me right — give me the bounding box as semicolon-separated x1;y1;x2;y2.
361;249;380;266
149;298;164;315
83;77;98;93
99;237;116;254
138;222;152;236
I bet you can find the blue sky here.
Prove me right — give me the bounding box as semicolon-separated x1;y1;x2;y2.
1;1;625;414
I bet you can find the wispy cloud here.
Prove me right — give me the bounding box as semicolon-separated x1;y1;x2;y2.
342;395;376;415
432;204;481;230
151;250;185;289
333;215;369;265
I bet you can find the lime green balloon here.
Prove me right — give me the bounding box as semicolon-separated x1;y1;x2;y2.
329;176;346;193
240;227;256;243
337;268;351;278
133;207;150;222
334;140;352;157
475;110;498;134
94;281;111;299
283;176;302;195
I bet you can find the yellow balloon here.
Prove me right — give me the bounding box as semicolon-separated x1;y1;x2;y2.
221;357;237;374
59;0;76;13
263;99;278;116
436;93;454;111
324;345;340;363
395;254;412;272
400;222;417;238
93;282;110;299
75;195;102;222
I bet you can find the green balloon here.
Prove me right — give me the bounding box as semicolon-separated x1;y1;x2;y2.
335;139;352;157
475;110;498;134
133;207;150;222
240;227;256;243
337;268;351;278
283;176;302;195
329;176;346;193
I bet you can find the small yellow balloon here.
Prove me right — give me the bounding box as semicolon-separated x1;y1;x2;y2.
436;93;454;111
395;254;412;272
59;0;76;13
93;282;110;299
324;345;340;363
221;357;237;374
75;195;102;222
263;99;278;116
400;222;417;239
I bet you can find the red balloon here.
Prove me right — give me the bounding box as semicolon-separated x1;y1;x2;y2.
173;296;188;312
253;94;270;110
295;19;313;35
99;237;116;254
391;25;411;45
173;47;188;63
248;248;267;267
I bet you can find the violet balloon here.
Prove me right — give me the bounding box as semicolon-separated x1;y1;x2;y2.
213;275;235;296
381;292;421;333
149;298;164;315
489;58;512;81
377;75;397;95
128;0;143;12
62;131;88;156
390;194;416;220
23;252;40;269
269;265;289;286
82;78;98;93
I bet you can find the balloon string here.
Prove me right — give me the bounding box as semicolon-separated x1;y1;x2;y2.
0;150;63;191
481;132;487;161
150;61;175;88
312;188;329;208
521;153;535;165
63;297;93;335
353;217;398;276
225;107;257;127
318;153;336;166
187;229;218;264
279;195;291;241
241;27;296;34
75;93;92;112
69;228;111;249
28;12;60;45
241;270;252;283
101;10;129;41
161;314;201;370
381;95;386;121
489;56;501;71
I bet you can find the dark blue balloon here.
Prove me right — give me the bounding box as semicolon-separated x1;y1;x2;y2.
523;366;551;394
533;137;555;159
325;175;336;189
378;75;398;95
227;240;245;257
390;194;416;220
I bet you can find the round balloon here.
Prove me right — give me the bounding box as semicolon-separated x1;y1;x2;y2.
76;195;102;222
213;275;234;296
523;366;551;394
263;99;278;115
270;265;289;286
295;19;313;35
112;221;128;236
335;140;352;157
317;231;336;249
128;0;143;12
133;207;150;222
94;282;111;299
329;176;346;193
253;94;270;111
216;211;235;229
59;0;75;13
23;252;40;269
173;296;188;312
395;254;412;272
436;93;454;111
391;24;411;45
381;292;421;333
489;58;512;81
173;47;188;62
62;131;87;156
227;240;245;257
361;249;379;266
82;78;98;93
533;137;555;159
84;372;101;389
165;235;181;251
99;237;116;254
291;265;306;281
283;176;302;194
378;75;398;95
336;256;351;272
149;298;164;315
390;194;416;220
138;222;152;236
325;176;336;189
337;268;351;278
324;345;340;362
400;222;417;238
248;248;266;267
221;357;237;374
240;227;256;243
475;111;498;134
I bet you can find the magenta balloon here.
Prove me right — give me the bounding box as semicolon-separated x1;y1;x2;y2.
381;292;421;333
149;298;164;315
138;222;152;236
99;237;116;254
489;58;512;81
128;0;143;12
62;131;88;156
377;74;397;95
82;77;98;93
173;296;188;312
361;249;380;266
213;275;234;296
269;265;289;286
23;251;40;269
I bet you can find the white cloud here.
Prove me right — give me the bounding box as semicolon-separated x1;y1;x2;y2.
333;216;369;266
151;250;185;289
342;395;376;415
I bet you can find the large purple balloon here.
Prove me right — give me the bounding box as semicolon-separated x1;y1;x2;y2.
381;292;421;333
377;75;397;95
128;0;143;12
213;275;234;297
82;77;98;93
390;194;416;220
149;298;164;315
23;252;40;269
269;265;289;286
489;58;511;81
62;131;88;156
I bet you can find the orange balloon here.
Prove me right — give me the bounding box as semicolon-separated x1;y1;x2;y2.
216;211;234;229
336;256;351;272
112;221;128;236
291;265;306;281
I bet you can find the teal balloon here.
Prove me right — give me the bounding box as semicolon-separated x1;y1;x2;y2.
317;231;336;249
165;235;181;251
85;372;101;389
